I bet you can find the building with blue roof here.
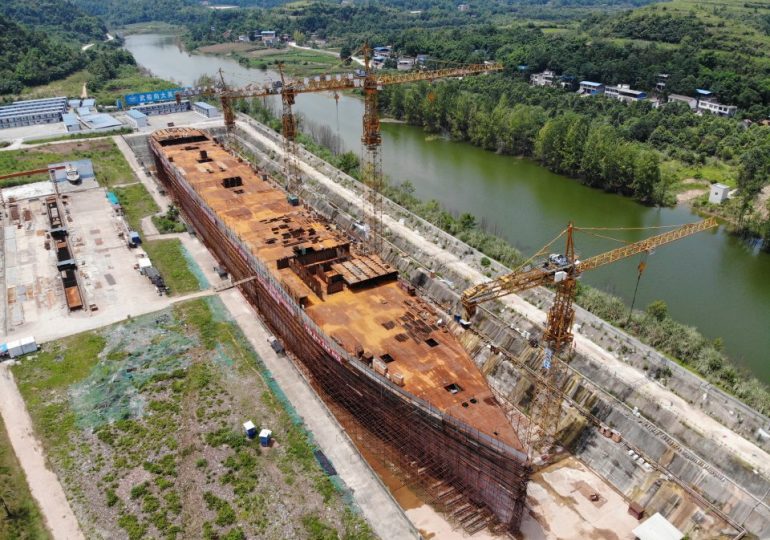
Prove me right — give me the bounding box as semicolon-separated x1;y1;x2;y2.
0;97;67;130
578;81;605;95
193;102;220;118
62;113;81;132
79;113;123;131
126;109;148;128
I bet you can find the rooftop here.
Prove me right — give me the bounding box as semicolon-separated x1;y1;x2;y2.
632;513;683;540
0;97;68;119
127;109;147;119
62;113;79;127
80;113;122;130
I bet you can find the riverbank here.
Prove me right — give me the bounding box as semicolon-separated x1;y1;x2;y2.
121;32;770;384
236;98;770;412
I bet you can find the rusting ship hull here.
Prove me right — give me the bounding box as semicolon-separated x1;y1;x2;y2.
149;128;529;532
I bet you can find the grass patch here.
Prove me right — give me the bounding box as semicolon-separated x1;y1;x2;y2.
152;205;187;234
114;22;185;35
0;139;135;189
12;333;106;463
114;183;160;230
35;128;134;145
662;158;738;187
302;514;338;540
143;239;200;295
0;415;50;540
21;65;175;107
11;298;374;538
240;49;346;78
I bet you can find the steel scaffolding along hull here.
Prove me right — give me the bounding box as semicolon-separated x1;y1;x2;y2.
149;128;530;533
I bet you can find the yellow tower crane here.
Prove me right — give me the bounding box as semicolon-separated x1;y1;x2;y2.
179;52;503;253
461;217;718;444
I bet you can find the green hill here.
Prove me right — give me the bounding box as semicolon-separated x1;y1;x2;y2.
0;0;106;43
0;16;84;95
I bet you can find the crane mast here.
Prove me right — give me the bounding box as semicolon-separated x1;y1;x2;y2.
461;217;718;444
179;52;502;253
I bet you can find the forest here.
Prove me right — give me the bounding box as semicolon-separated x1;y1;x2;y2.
380;75;770;217
0;17;85;95
0;0;106;43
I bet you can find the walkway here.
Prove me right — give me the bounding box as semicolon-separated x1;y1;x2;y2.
115;133;418;539
0;366;84;540
236;119;770;482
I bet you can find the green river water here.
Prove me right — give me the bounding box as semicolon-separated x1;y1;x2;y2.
125;33;770;383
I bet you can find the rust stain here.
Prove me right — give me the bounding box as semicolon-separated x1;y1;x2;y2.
151;128;524;452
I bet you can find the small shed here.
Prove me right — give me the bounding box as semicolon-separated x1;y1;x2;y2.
6;340;23;358
20;336;37;354
138;258;153;274
126;109;148;128
259;429;272;447
5;337;36;358
632;512;683;540
193;102;220;118
243;421;257;439
709;183;730;204
62;113;81;132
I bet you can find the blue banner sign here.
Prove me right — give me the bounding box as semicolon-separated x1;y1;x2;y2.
124;88;185;106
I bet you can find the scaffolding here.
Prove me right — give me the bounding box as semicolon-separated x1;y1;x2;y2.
149;128;530;534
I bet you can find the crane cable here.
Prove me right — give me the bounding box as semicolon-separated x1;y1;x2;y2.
509;228;568;274
575;223;686;232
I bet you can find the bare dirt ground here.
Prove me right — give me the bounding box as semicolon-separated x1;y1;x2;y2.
527;458;639;540
0;365;84;540
196;42;260;54
675;178;709;203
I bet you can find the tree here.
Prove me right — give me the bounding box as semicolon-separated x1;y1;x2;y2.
339;44;352;62
646;300;669;322
459;212;477;231
336;152;359;175
632;148;661;203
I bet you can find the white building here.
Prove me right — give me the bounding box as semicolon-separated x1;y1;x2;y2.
578;81;604;95
632;513;683;540
605;84;647;103
261;30;276;45
667;94;697;110
126;109;148;128
397;57;415;71
193;101;220;118
530;70;557;87
709;183;730;204
697;100;737;117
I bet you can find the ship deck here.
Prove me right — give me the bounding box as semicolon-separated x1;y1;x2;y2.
152;128;524;452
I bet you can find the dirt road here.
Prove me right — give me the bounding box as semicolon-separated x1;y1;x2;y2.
0;365;84;540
